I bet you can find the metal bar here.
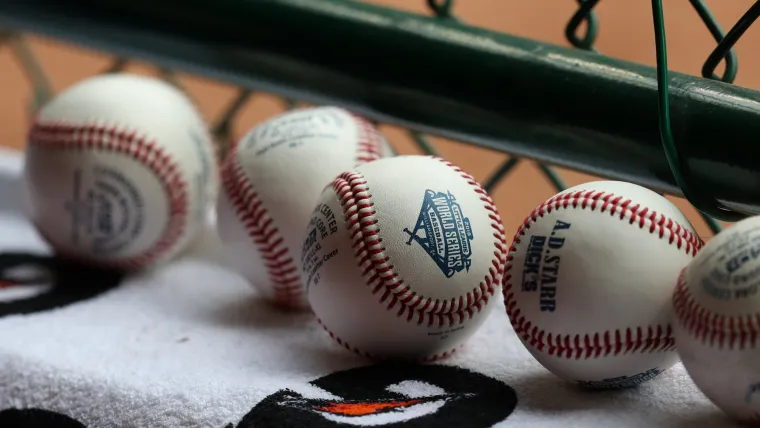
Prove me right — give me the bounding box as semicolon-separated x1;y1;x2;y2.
483;158;520;194
7;34;53;115
409;132;439;156
1;0;759;214
537;163;567;192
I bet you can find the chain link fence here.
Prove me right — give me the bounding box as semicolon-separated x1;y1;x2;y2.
2;0;760;240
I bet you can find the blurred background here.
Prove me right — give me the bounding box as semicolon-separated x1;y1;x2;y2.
1;0;757;240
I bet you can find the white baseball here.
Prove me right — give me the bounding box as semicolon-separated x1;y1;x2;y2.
301;155;507;360
504;180;702;388
23;73;219;270
216;106;390;309
673;215;760;424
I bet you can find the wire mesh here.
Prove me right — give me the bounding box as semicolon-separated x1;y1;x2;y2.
3;0;760;237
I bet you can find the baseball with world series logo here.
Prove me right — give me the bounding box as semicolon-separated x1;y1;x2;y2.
301;155;507;360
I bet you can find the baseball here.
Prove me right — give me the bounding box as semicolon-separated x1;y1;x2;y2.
673;215;760;424
504;180;702;389
216;106;390;309
301;155;507;360
23;73;219;271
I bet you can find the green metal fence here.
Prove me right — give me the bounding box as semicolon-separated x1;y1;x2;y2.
2;0;760;236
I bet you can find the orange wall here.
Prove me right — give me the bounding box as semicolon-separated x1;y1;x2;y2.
2;0;757;239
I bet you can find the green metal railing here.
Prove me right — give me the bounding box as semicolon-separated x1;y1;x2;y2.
3;0;760;235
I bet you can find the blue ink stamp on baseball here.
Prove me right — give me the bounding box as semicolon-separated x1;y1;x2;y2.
700;226;760;301
520;220;571;312
302;203;341;291
248;109;346;156
189;129;213;223
576;367;664;390
404;190;474;278
64;165;144;255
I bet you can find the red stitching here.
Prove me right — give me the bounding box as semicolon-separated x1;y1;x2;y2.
673;268;760;351
221;109;382;308
329;155;507;328
27;121;189;271
221;162;301;307
503;189;703;358
315;317;459;362
349;113;383;163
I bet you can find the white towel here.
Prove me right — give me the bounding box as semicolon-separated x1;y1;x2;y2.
0;152;742;428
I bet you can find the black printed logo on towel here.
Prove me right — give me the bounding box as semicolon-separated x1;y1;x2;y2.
232;363;517;428
0;408;86;428
0;252;124;318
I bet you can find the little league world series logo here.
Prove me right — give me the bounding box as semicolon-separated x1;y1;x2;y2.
404;190;474;278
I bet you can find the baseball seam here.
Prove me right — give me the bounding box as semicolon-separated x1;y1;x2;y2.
329;155;508;329
673;268;760;350
27;121;189;271
503;188;704;359
221;110;382;308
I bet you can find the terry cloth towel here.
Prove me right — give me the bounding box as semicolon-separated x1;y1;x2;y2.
0;151;743;428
